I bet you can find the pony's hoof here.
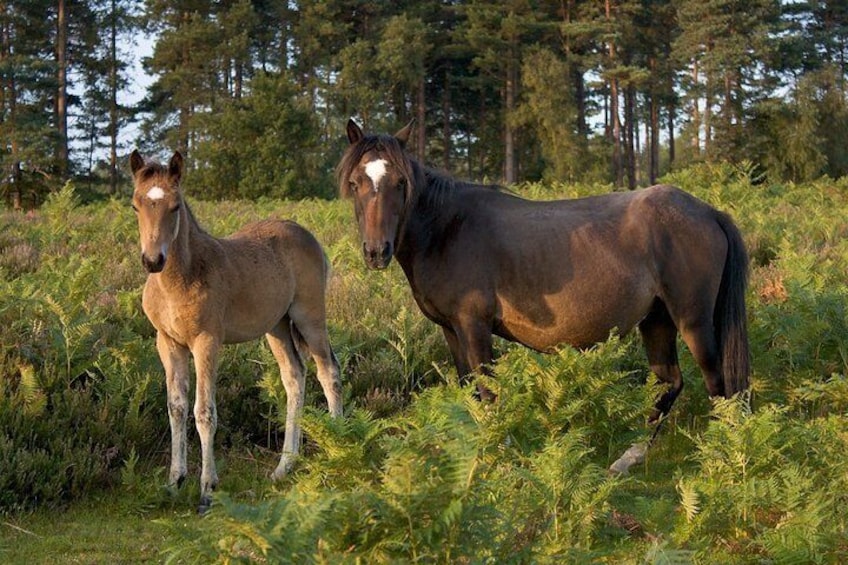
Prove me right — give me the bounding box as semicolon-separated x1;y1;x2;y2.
609;442;648;476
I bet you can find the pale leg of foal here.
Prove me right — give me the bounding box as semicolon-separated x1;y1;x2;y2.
298;323;343;418
157;332;190;486
289;299;343;418
191;333;220;510
266;321;306;480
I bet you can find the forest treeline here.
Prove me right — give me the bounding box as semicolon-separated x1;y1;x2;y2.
2;0;848;206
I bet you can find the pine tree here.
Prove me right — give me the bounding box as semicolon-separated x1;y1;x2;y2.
0;0;59;208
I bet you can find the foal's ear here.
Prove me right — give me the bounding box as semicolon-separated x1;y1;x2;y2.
394;119;414;148
346;119;364;144
168;151;184;184
129;150;145;175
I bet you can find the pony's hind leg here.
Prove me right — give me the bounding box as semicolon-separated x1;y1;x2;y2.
610;300;682;476
678;320;725;398
266;318;307;480
156;332;190;487
639;300;684;422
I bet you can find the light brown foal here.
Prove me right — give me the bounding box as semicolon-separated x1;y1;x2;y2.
130;150;342;511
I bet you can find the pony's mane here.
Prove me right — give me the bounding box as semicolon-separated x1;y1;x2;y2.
337;132;501;207
337;133;414;197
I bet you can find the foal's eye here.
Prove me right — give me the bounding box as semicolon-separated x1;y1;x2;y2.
131;204;138;213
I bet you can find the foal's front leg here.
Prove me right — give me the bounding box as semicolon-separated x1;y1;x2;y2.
156;332;190;487
191;333;220;511
265;321;306;480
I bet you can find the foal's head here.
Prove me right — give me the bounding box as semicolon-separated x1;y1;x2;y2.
338;119;414;269
129;150;184;273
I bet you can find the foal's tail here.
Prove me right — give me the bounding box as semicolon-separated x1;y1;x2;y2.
714;212;751;396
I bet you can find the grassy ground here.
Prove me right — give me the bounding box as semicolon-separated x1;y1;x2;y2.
0;450;280;564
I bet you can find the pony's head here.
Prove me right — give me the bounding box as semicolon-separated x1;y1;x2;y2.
337;119;414;269
129;150;184;273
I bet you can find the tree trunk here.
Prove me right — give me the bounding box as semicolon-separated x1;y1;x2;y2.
442;71;451;171
416;75;425;162
690;61;700;153
56;0;68;181
606;0;623;187
624;83;636;190
108;0;119;195
704;72;712;159
650;89;659;184
504;51;516;184
667;69;675;168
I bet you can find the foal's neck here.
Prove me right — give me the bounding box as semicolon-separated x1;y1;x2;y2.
160;199;208;284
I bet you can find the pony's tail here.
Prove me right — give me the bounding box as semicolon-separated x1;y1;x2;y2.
714;212;751;396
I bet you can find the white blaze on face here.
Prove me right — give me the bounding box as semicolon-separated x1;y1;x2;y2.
364;159;388;193
146;186;166;200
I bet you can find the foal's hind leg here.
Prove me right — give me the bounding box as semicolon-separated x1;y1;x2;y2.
266;319;307;480
191;332;221;511
289;306;343;418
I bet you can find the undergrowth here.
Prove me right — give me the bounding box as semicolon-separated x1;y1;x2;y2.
1;168;847;562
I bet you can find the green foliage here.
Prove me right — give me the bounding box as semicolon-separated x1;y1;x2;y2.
2;170;848;563
674;393;848;562
163;359;635;563
188;72;332;200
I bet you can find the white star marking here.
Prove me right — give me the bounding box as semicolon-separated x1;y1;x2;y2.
364;159;388;193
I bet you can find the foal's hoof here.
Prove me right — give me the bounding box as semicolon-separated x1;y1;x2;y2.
197;495;212;515
271;457;296;482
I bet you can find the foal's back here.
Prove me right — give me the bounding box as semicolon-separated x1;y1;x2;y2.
195;218;328;345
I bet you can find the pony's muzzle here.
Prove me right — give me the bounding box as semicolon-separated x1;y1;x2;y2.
363;241;393;269
142;252;166;273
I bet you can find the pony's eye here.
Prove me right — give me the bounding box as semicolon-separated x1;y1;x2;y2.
349;181;357;192
131;203;138;212
170;203;181;213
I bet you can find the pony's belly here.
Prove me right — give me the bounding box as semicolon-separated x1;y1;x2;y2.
497;290;654;351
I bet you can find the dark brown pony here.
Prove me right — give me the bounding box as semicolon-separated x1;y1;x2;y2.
338;120;750;473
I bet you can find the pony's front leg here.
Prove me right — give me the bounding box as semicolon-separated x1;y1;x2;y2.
191;333;220;512
156;332;190;487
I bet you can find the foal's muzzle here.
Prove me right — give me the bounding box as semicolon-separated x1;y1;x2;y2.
363;241;393;269
142;252;166;273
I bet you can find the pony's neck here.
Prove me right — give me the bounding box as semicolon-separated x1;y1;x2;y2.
395;159;467;262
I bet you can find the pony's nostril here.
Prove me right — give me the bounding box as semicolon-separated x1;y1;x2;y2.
381;242;392;260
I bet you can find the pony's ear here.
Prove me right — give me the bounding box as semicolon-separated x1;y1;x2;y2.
347;119;364;144
168;151;184;184
129;150;145;175
395;119;415;148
